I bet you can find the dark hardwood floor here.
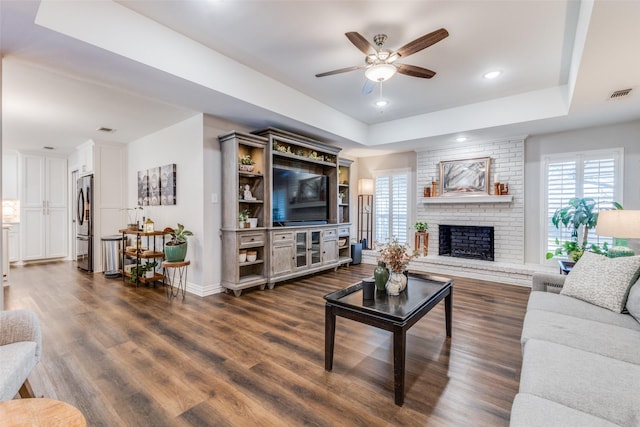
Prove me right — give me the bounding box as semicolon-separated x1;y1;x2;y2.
3;261;530;426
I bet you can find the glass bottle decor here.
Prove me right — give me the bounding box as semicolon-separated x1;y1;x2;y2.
374;261;389;291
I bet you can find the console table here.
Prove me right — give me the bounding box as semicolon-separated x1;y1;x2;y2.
324;273;453;405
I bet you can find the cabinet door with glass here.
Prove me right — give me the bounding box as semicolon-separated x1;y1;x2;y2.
295;231;308;269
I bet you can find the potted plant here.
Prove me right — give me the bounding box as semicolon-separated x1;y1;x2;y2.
238;210;250;228
143;261;158;279
239;154;255;172
414;221;429;256
164;223;193;262
546;197;622;261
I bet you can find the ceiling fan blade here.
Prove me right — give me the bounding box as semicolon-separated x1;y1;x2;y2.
315;65;365;78
395;28;449;58
396;64;436;79
362;79;375;95
345;32;376;56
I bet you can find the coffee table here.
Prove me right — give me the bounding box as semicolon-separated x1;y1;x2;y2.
0;398;87;426
324;273;453;406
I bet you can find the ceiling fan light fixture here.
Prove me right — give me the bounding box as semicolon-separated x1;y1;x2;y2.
365;64;397;82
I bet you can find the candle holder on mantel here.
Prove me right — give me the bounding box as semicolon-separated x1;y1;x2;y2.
423;187;431;197
431;180;437;197
494;182;509;196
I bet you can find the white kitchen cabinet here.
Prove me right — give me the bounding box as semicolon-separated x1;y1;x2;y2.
2;152;19;200
21;155;68;261
8;224;19;263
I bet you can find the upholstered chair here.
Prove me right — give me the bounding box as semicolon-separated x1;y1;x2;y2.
0;310;42;400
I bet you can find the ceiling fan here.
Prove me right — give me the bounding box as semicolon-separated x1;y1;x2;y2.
315;28;449;84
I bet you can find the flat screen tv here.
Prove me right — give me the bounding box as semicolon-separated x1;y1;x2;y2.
272;168;329;226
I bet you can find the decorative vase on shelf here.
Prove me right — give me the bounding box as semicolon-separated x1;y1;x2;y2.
374;261;389;291
386;270;407;296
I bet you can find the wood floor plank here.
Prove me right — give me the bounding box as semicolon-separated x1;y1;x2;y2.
3;261;529;426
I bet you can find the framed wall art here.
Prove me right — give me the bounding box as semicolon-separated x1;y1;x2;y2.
439;157;490;196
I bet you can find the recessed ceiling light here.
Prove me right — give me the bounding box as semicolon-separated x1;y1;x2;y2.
456;137;467;142
483;70;502;80
375;100;388;107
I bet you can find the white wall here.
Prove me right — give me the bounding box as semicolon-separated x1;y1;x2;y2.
127;113;250;296
128;114;206;293
524;119;640;264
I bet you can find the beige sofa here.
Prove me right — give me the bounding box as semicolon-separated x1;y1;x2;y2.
0;310;41;400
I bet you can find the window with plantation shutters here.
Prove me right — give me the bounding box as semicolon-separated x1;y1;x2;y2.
375;170;410;245
544;149;622;258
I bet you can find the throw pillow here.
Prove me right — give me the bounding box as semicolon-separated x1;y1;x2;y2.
560;251;640;313
626;279;640;322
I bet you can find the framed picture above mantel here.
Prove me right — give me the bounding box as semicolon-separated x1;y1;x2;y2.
439;157;490;196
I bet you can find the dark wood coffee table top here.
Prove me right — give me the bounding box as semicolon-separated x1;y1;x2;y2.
324;273;453;323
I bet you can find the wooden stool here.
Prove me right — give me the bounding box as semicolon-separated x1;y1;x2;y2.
0;398;87;426
162;260;190;300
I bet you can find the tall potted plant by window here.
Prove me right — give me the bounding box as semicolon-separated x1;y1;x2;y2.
164;223;193;262
414;221;429;256
546;197;622;261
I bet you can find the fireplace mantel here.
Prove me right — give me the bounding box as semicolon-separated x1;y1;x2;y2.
422;195;513;204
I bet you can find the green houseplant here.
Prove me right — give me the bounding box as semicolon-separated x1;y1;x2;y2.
239;154;255;172
129;261;158;283
164;223;193;262
414;221;429;232
546;197;622;261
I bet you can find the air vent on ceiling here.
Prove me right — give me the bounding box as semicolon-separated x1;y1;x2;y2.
609;88;632;99
97;127;116;133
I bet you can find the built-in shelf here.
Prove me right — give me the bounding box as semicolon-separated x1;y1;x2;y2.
422;195;513;204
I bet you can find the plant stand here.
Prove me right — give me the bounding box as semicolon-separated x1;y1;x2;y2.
163;260;190;300
415;231;429;256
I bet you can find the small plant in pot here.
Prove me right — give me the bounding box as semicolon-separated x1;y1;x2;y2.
238;209;250;228
239;154;255;172
164;223;193;262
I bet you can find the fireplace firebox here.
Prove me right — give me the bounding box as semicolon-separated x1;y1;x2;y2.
439;225;494;261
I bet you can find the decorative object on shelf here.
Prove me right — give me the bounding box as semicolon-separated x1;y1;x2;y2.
414;221;429;256
143;218;155;233
239;154;255;172
129;261;157;283
239;250;247;262
243;184;256;201
423;187;431;197
546;197;623;261
246;250;257;262
138;164;177;206
493;174;509;195
596;209;640;257
376;237;417;295
123;206;143;230
357;178;374;249
338;238;347;247
238;209;250;228
431;177;437;198
439;157;490;196
249;218;258;228
374;261;390;291
164;223;193;262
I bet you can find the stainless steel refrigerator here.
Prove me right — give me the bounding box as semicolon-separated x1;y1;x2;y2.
76;175;93;272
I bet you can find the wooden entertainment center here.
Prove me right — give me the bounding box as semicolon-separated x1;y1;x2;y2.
219;128;353;296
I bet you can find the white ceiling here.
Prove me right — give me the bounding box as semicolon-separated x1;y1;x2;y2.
2;0;640;158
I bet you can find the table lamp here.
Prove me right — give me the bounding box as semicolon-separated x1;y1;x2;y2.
596;210;640;257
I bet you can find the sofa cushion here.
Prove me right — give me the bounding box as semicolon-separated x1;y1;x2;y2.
510;393;620;427
527;291;640;331
560;251;640;313
519;339;640;426
626;279;640;322
522;309;640;364
0;341;37;401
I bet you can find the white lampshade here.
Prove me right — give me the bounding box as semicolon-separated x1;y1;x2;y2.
596;210;640;238
365;64;397;82
358;178;374;195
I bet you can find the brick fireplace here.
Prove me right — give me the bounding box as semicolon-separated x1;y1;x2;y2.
439;225;495;261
